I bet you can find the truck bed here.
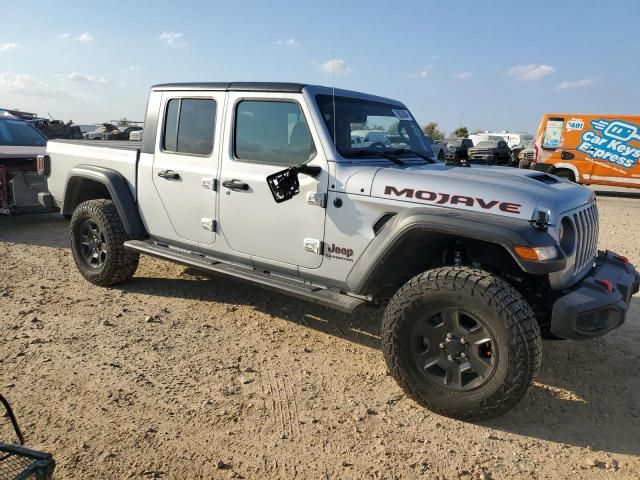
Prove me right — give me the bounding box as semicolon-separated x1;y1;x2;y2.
50;139;141;150
46;139;141;209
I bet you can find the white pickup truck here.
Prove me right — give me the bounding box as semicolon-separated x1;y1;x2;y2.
40;82;639;421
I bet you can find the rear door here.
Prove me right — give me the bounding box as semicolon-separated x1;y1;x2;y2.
152;92;224;245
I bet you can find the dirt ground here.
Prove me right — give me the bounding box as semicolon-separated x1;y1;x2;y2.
1;188;639;480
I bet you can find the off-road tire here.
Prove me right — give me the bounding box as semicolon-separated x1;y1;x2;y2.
70;199;139;286
382;267;541;421
518;158;530;169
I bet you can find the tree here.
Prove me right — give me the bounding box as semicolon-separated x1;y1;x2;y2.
422;122;444;141
452;126;469;138
117;118;129;126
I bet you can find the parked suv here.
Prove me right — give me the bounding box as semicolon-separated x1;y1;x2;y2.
468;139;511;164
444;138;473;162
41;82;639;421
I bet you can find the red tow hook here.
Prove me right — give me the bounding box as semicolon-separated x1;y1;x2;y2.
596;279;614;293
614;254;630;265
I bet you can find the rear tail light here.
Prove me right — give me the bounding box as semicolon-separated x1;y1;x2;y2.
37;154;50;176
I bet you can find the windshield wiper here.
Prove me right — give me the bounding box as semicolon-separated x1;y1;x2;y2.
347;149;405;165
389;148;436;163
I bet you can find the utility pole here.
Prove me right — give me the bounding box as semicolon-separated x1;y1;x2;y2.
459;112;466;128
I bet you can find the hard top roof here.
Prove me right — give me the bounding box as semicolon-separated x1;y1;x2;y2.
150;82;405;106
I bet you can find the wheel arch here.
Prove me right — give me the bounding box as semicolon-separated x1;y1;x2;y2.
549;162;579;181
346;208;566;297
62;166;146;238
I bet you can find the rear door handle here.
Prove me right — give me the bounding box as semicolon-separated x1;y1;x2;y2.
158;170;181;180
222;179;249;191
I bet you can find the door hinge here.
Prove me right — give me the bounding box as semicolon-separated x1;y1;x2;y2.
306;192;326;208
201;218;217;232
202;177;218;191
304;238;322;255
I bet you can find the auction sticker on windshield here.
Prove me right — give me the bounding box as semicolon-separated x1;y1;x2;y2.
392;109;413;121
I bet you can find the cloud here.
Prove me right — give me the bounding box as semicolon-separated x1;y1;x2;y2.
0;72;98;101
58;33;71;39
0;42;18;52
273;38;300;47
318;59;351;74
454;72;472;79
556;79;597;90
159;32;186;47
408;66;434;79
125;65;141;73
507;64;555;80
56;73;110;85
77;32;94;43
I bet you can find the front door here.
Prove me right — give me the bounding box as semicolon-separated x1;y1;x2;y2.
218;93;328;269
152;92;224;245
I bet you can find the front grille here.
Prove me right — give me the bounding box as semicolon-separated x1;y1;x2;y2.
572;202;599;275
524;152;534;160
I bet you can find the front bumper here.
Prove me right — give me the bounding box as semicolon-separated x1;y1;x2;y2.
551;251;640;340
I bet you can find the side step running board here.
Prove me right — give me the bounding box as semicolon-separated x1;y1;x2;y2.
124;240;366;313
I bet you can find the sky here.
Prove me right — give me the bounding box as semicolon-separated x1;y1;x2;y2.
1;0;639;135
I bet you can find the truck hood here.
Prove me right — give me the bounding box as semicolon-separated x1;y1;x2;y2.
364;163;594;221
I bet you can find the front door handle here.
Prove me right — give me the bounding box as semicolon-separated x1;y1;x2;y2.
222;179;249;191
158;169;181;180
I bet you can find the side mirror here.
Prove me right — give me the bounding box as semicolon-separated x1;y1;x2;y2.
267;168;300;203
266;164;322;203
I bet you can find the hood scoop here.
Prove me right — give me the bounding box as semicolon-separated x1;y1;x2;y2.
527;173;559;184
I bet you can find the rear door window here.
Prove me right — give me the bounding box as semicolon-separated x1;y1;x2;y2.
542;118;564;149
163;98;216;156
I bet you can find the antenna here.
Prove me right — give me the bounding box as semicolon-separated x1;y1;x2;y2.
331;52;336;143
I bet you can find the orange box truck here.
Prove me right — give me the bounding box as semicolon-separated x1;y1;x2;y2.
532;114;640;188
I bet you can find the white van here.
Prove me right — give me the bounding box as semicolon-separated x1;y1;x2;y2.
472;132;533;149
467;134;504;146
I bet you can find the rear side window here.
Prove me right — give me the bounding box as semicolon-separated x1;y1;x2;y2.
163;98;216;156
542;118;564;149
234;100;315;166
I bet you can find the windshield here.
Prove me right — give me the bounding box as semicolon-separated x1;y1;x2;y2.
315;94;434;159
476;141;497;148
447;139;463;147
0;117;47;147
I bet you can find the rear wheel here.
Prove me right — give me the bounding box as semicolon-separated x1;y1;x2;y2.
382;267;541;421
70;199;139;286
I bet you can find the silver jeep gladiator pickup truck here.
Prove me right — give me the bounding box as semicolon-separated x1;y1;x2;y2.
40;82;639;421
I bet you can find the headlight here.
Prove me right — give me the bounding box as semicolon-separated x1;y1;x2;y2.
558;216;576;255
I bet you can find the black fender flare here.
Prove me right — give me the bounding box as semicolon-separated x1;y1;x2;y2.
346;207;566;294
62;165;146;238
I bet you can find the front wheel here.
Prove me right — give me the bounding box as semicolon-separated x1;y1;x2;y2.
70;199;139;286
382;267;541;421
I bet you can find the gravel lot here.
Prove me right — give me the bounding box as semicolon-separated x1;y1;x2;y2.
1;188;639;480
